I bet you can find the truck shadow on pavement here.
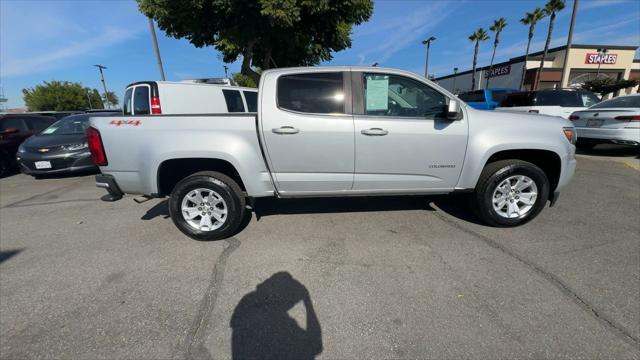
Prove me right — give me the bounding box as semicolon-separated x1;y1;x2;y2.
142;194;483;227
230;271;323;360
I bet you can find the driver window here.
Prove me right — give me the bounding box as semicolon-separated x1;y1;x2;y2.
363;73;446;118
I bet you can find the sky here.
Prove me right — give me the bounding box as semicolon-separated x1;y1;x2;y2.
1;0;639;109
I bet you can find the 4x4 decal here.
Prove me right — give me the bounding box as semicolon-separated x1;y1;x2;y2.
110;120;142;126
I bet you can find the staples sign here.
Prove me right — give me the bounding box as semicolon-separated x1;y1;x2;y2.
485;64;511;78
585;53;618;65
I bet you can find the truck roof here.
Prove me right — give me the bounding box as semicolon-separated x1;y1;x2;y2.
126;81;257;92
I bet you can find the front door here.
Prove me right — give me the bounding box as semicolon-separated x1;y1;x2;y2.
260;71;354;195
352;72;468;192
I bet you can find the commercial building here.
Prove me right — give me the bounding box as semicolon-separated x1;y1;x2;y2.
435;44;639;96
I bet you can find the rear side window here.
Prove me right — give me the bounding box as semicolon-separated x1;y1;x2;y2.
123;88;133;115
243;91;258;112
579;92;600;107
500;93;533;107
535;91;580;107
459;90;486;102
277;72;344;114
133;86;150;114
222;90;245;112
0;118;28;131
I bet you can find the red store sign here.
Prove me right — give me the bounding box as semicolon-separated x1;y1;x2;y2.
584;53;618;65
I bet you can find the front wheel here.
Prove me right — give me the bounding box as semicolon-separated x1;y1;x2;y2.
168;171;246;241
471;160;550;227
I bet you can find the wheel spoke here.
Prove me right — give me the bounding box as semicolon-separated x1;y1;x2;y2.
190;191;204;205
518;192;537;205
199;215;213;230
183;207;200;220
515;177;531;191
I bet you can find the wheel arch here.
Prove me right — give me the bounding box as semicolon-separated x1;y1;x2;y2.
156;157;246;197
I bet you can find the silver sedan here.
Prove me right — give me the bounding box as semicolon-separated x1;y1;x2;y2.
570;94;640;149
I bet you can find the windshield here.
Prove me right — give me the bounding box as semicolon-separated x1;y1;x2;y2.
39;115;89;135
590;95;639;109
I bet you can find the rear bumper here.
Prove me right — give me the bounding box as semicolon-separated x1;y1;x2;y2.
576;127;640;146
96;174;124;201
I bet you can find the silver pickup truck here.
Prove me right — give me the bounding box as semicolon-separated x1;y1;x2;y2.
88;66;576;240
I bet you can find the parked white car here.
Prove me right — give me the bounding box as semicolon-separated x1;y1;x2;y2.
122;81;257;115
569;94;640;149
495;89;600;119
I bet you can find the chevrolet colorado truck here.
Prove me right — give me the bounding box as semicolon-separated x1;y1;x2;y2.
88;67;577;240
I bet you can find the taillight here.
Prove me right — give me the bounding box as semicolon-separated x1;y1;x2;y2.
86;127;108;166
563;127;576;144
569;115;580;121
151;96;162;114
614;115;640;121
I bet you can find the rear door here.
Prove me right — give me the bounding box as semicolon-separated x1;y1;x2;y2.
260;71;354;194
352;71;467;192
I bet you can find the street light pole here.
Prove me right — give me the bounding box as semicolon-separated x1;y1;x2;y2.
148;17;166;81
223;65;229;78
560;0;578;88
452;67;459;94
422;36;436;78
93;64;110;109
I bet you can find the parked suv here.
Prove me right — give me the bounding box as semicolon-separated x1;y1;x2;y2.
122;81;258;115
458;88;518;110
0;114;56;177
496;89;600;119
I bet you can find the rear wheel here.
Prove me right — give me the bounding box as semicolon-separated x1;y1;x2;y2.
168;171;245;241
0;153;10;178
471;160;549;227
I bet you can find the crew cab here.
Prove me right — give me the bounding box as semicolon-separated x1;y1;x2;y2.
89;67;577;240
123;81;258;115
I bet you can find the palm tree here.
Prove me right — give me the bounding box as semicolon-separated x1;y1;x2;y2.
534;0;566;90
519;8;546;90
486;17;508;88
468;28;490;90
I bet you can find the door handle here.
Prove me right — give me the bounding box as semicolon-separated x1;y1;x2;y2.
272;126;300;135
361;128;388;136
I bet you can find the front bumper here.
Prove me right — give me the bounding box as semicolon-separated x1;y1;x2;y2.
96;174;124;201
576;127;640;146
17;151;98;175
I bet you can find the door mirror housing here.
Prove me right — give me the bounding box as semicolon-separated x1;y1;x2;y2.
446;99;462;120
1;127;19;135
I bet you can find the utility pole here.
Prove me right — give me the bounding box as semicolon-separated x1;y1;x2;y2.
223;65;229;78
148;17;166;81
93;64;110;109
596;48;608;78
452;67;459;94
560;0;578;88
422;36;436;78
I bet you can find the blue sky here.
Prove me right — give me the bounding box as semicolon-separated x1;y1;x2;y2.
1;0;639;108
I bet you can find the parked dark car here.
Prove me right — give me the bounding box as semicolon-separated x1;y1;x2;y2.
458;88;518;110
0;114;57;177
16;112;119;177
30;111;84;120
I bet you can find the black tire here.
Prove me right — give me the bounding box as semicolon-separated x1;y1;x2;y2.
471;159;550;227
0;154;7;178
168;171;246;241
576;141;597;150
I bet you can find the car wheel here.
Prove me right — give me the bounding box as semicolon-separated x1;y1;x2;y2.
0;155;7;178
471;160;549;227
168;171;245;241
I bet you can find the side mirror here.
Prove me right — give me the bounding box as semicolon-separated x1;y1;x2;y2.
1;127;19;134
446;99;462;120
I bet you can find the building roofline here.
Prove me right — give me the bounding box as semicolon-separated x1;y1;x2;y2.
435;44;639;81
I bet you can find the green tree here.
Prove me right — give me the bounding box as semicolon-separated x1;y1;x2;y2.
103;91;119;107
486;17;507;88
581;78;639;96
468;28;490;90
519;8;546;90
138;0;373;83
231;73;258;88
22;81;103;111
534;0;565;90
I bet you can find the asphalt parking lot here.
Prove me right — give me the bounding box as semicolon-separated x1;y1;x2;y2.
1;148;639;359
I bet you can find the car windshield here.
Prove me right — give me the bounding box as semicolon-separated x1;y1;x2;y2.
39;115;89;135
589;95;640;109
